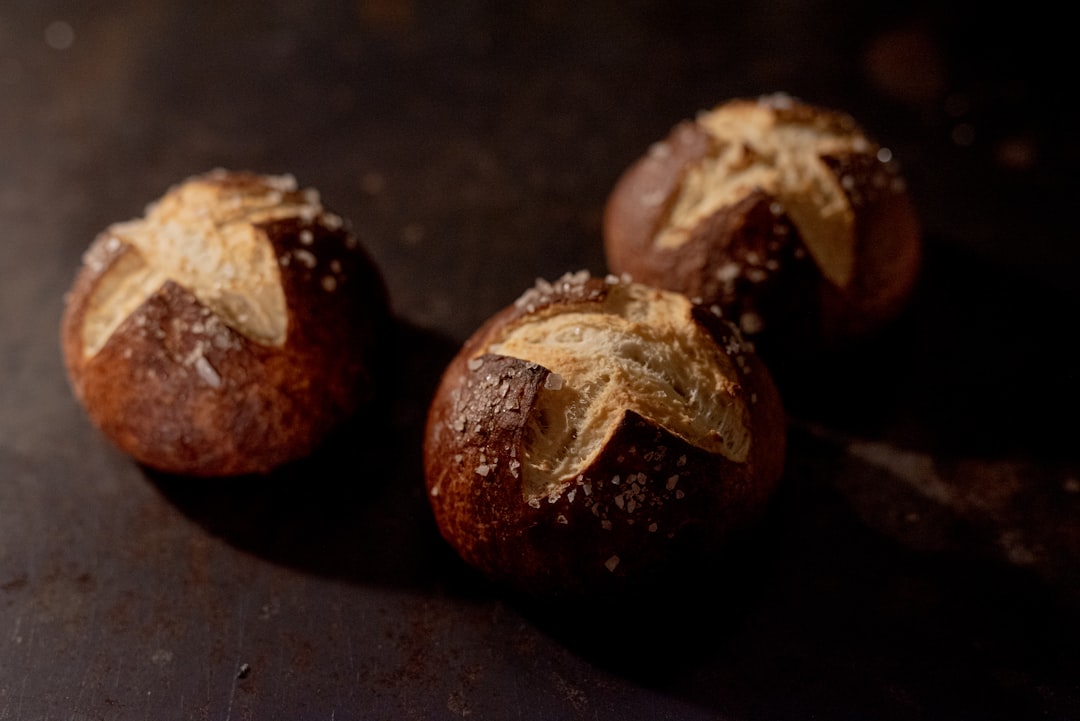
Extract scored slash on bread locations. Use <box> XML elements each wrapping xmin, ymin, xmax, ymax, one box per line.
<box><xmin>77</xmin><ymin>172</ymin><xmax>317</xmax><ymax>355</ymax></box>
<box><xmin>603</xmin><ymin>93</ymin><xmax>922</xmax><ymax>358</ymax></box>
<box><xmin>61</xmin><ymin>169</ymin><xmax>390</xmax><ymax>477</ymax></box>
<box><xmin>423</xmin><ymin>271</ymin><xmax>785</xmax><ymax>598</ymax></box>
<box><xmin>487</xmin><ymin>276</ymin><xmax>752</xmax><ymax>492</ymax></box>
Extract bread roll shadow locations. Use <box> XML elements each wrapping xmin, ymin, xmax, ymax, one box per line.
<box><xmin>710</xmin><ymin>429</ymin><xmax>1080</xmax><ymax>719</ymax></box>
<box><xmin>517</xmin><ymin>428</ymin><xmax>1080</xmax><ymax>706</ymax></box>
<box><xmin>505</xmin><ymin>502</ymin><xmax>788</xmax><ymax>681</ymax></box>
<box><xmin>772</xmin><ymin>235</ymin><xmax>1079</xmax><ymax>462</ymax></box>
<box><xmin>511</xmin><ymin>234</ymin><xmax>1080</xmax><ymax>683</ymax></box>
<box><xmin>146</xmin><ymin>318</ymin><xmax>461</xmax><ymax>591</ymax></box>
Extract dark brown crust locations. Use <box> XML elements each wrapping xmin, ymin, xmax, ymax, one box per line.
<box><xmin>422</xmin><ymin>276</ymin><xmax>786</xmax><ymax>598</ymax></box>
<box><xmin>818</xmin><ymin>152</ymin><xmax>922</xmax><ymax>339</ymax></box>
<box><xmin>602</xmin><ymin>97</ymin><xmax>922</xmax><ymax>357</ymax></box>
<box><xmin>60</xmin><ymin>175</ymin><xmax>390</xmax><ymax>477</ymax></box>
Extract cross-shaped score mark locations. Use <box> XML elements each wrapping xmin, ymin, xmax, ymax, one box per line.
<box><xmin>658</xmin><ymin>99</ymin><xmax>874</xmax><ymax>289</ymax></box>
<box><xmin>486</xmin><ymin>283</ymin><xmax>751</xmax><ymax>499</ymax></box>
<box><xmin>79</xmin><ymin>174</ymin><xmax>327</xmax><ymax>358</ymax></box>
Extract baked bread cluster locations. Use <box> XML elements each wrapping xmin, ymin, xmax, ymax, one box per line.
<box><xmin>421</xmin><ymin>93</ymin><xmax>921</xmax><ymax>597</ymax></box>
<box><xmin>62</xmin><ymin>92</ymin><xmax>919</xmax><ymax>599</ymax></box>
<box><xmin>603</xmin><ymin>93</ymin><xmax>921</xmax><ymax>357</ymax></box>
<box><xmin>61</xmin><ymin>169</ymin><xmax>389</xmax><ymax>477</ymax></box>
<box><xmin>423</xmin><ymin>272</ymin><xmax>785</xmax><ymax>597</ymax></box>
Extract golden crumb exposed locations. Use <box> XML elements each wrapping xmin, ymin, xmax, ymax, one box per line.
<box><xmin>80</xmin><ymin>170</ymin><xmax>331</xmax><ymax>357</ymax></box>
<box><xmin>487</xmin><ymin>282</ymin><xmax>750</xmax><ymax>499</ymax></box>
<box><xmin>603</xmin><ymin>93</ymin><xmax>922</xmax><ymax>357</ymax></box>
<box><xmin>658</xmin><ymin>95</ymin><xmax>869</xmax><ymax>288</ymax></box>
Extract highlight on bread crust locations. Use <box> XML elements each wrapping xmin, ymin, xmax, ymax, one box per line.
<box><xmin>603</xmin><ymin>93</ymin><xmax>922</xmax><ymax>357</ymax></box>
<box><xmin>61</xmin><ymin>169</ymin><xmax>390</xmax><ymax>477</ymax></box>
<box><xmin>423</xmin><ymin>271</ymin><xmax>786</xmax><ymax>598</ymax></box>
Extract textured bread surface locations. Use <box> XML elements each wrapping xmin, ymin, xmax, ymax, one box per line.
<box><xmin>488</xmin><ymin>281</ymin><xmax>750</xmax><ymax>497</ymax></box>
<box><xmin>61</xmin><ymin>169</ymin><xmax>390</xmax><ymax>477</ymax></box>
<box><xmin>79</xmin><ymin>173</ymin><xmax>304</xmax><ymax>355</ymax></box>
<box><xmin>603</xmin><ymin>93</ymin><xmax>921</xmax><ymax>356</ymax></box>
<box><xmin>423</xmin><ymin>272</ymin><xmax>786</xmax><ymax>598</ymax></box>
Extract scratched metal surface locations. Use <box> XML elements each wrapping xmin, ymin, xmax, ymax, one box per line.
<box><xmin>2</xmin><ymin>1</ymin><xmax>1079</xmax><ymax>719</ymax></box>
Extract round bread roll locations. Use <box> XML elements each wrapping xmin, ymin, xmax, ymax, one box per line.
<box><xmin>603</xmin><ymin>93</ymin><xmax>921</xmax><ymax>359</ymax></box>
<box><xmin>423</xmin><ymin>271</ymin><xmax>786</xmax><ymax>598</ymax></box>
<box><xmin>60</xmin><ymin>169</ymin><xmax>390</xmax><ymax>477</ymax></box>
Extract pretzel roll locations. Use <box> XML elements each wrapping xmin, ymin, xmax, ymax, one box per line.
<box><xmin>61</xmin><ymin>169</ymin><xmax>390</xmax><ymax>477</ymax></box>
<box><xmin>603</xmin><ymin>93</ymin><xmax>921</xmax><ymax>358</ymax></box>
<box><xmin>423</xmin><ymin>271</ymin><xmax>785</xmax><ymax>598</ymax></box>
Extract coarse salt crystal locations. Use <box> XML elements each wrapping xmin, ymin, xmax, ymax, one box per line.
<box><xmin>640</xmin><ymin>189</ymin><xmax>667</xmax><ymax>207</ymax></box>
<box><xmin>194</xmin><ymin>356</ymin><xmax>222</xmax><ymax>389</ymax></box>
<box><xmin>739</xmin><ymin>312</ymin><xmax>764</xmax><ymax>335</ymax></box>
<box><xmin>647</xmin><ymin>141</ymin><xmax>671</xmax><ymax>159</ymax></box>
<box><xmin>294</xmin><ymin>249</ymin><xmax>317</xmax><ymax>269</ymax></box>
<box><xmin>715</xmin><ymin>262</ymin><xmax>741</xmax><ymax>283</ymax></box>
<box><xmin>265</xmin><ymin>174</ymin><xmax>298</xmax><ymax>192</ymax></box>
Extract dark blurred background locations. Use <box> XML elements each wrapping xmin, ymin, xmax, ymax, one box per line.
<box><xmin>2</xmin><ymin>2</ymin><xmax>1077</xmax><ymax>719</ymax></box>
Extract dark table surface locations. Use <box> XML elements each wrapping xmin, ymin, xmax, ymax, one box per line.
<box><xmin>2</xmin><ymin>1</ymin><xmax>1078</xmax><ymax>719</ymax></box>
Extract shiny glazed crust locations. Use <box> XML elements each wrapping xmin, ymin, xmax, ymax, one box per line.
<box><xmin>423</xmin><ymin>272</ymin><xmax>786</xmax><ymax>598</ymax></box>
<box><xmin>60</xmin><ymin>170</ymin><xmax>390</xmax><ymax>476</ymax></box>
<box><xmin>603</xmin><ymin>93</ymin><xmax>922</xmax><ymax>356</ymax></box>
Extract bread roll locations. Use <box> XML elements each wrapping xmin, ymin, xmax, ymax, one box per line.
<box><xmin>423</xmin><ymin>271</ymin><xmax>785</xmax><ymax>597</ymax></box>
<box><xmin>603</xmin><ymin>93</ymin><xmax>921</xmax><ymax>358</ymax></box>
<box><xmin>60</xmin><ymin>169</ymin><xmax>390</xmax><ymax>477</ymax></box>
